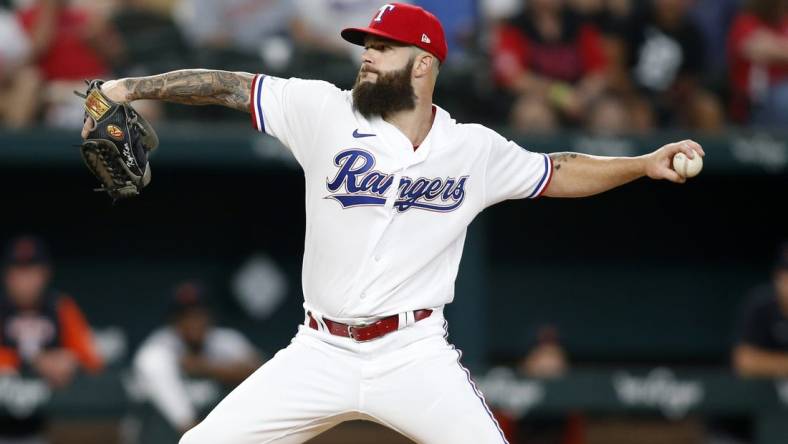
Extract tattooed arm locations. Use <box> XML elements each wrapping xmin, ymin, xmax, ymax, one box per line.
<box><xmin>542</xmin><ymin>140</ymin><xmax>705</xmax><ymax>198</ymax></box>
<box><xmin>81</xmin><ymin>70</ymin><xmax>254</xmax><ymax>139</ymax></box>
<box><xmin>103</xmin><ymin>70</ymin><xmax>254</xmax><ymax>111</ymax></box>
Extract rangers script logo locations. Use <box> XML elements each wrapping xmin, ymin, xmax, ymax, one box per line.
<box><xmin>326</xmin><ymin>149</ymin><xmax>468</xmax><ymax>212</ymax></box>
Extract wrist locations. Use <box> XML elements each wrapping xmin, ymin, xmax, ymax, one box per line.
<box><xmin>635</xmin><ymin>154</ymin><xmax>651</xmax><ymax>178</ymax></box>
<box><xmin>102</xmin><ymin>79</ymin><xmax>130</xmax><ymax>103</ymax></box>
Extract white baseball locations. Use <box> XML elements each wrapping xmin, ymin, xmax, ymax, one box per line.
<box><xmin>672</xmin><ymin>152</ymin><xmax>703</xmax><ymax>178</ymax></box>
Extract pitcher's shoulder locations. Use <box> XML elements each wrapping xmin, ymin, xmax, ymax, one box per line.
<box><xmin>450</xmin><ymin>121</ymin><xmax>503</xmax><ymax>148</ymax></box>
<box><xmin>262</xmin><ymin>76</ymin><xmax>344</xmax><ymax>97</ymax></box>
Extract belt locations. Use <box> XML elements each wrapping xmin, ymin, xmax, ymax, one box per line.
<box><xmin>307</xmin><ymin>309</ymin><xmax>433</xmax><ymax>342</ymax></box>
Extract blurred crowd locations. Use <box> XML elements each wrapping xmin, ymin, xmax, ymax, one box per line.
<box><xmin>0</xmin><ymin>0</ymin><xmax>786</xmax><ymax>134</ymax></box>
<box><xmin>0</xmin><ymin>235</ymin><xmax>262</xmax><ymax>444</ymax></box>
<box><xmin>492</xmin><ymin>242</ymin><xmax>788</xmax><ymax>444</ymax></box>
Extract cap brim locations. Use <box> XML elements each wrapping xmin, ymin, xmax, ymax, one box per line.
<box><xmin>341</xmin><ymin>27</ymin><xmax>410</xmax><ymax>47</ymax></box>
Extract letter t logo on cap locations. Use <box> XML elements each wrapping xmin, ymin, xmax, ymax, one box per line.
<box><xmin>374</xmin><ymin>4</ymin><xmax>396</xmax><ymax>22</ymax></box>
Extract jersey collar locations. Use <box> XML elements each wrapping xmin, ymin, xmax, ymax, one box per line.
<box><xmin>361</xmin><ymin>105</ymin><xmax>449</xmax><ymax>167</ymax></box>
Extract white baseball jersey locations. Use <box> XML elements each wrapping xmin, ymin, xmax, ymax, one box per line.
<box><xmin>249</xmin><ymin>75</ymin><xmax>552</xmax><ymax>322</ymax></box>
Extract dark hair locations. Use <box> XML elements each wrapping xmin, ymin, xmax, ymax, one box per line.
<box><xmin>3</xmin><ymin>236</ymin><xmax>51</xmax><ymax>268</ymax></box>
<box><xmin>167</xmin><ymin>281</ymin><xmax>211</xmax><ymax>320</ymax></box>
<box><xmin>747</xmin><ymin>0</ymin><xmax>788</xmax><ymax>24</ymax></box>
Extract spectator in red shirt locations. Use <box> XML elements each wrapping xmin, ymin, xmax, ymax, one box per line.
<box><xmin>16</xmin><ymin>0</ymin><xmax>122</xmax><ymax>126</ymax></box>
<box><xmin>728</xmin><ymin>0</ymin><xmax>788</xmax><ymax>126</ymax></box>
<box><xmin>17</xmin><ymin>0</ymin><xmax>117</xmax><ymax>81</ymax></box>
<box><xmin>492</xmin><ymin>0</ymin><xmax>610</xmax><ymax>130</ymax></box>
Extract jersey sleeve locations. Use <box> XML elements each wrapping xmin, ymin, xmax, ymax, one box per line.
<box><xmin>249</xmin><ymin>75</ymin><xmax>339</xmax><ymax>168</ymax></box>
<box><xmin>0</xmin><ymin>325</ymin><xmax>20</xmax><ymax>371</ymax></box>
<box><xmin>0</xmin><ymin>347</ymin><xmax>20</xmax><ymax>371</ymax></box>
<box><xmin>483</xmin><ymin>128</ymin><xmax>553</xmax><ymax>207</ymax></box>
<box><xmin>57</xmin><ymin>296</ymin><xmax>103</xmax><ymax>373</ymax></box>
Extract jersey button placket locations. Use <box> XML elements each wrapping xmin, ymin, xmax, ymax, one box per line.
<box><xmin>384</xmin><ymin>170</ymin><xmax>402</xmax><ymax>211</ymax></box>
<box><xmin>356</xmin><ymin>162</ymin><xmax>401</xmax><ymax>302</ymax></box>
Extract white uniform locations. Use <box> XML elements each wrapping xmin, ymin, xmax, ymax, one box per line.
<box><xmin>180</xmin><ymin>76</ymin><xmax>552</xmax><ymax>444</ymax></box>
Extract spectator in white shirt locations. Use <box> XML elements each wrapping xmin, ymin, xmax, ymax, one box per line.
<box><xmin>133</xmin><ymin>281</ymin><xmax>262</xmax><ymax>434</ymax></box>
<box><xmin>173</xmin><ymin>0</ymin><xmax>294</xmax><ymax>54</ymax></box>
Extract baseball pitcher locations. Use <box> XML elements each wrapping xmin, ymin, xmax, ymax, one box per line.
<box><xmin>80</xmin><ymin>4</ymin><xmax>704</xmax><ymax>443</ymax></box>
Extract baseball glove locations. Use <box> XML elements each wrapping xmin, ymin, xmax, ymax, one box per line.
<box><xmin>77</xmin><ymin>80</ymin><xmax>159</xmax><ymax>201</ymax></box>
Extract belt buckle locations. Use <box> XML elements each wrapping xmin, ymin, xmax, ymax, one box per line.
<box><xmin>347</xmin><ymin>321</ymin><xmax>373</xmax><ymax>342</ymax></box>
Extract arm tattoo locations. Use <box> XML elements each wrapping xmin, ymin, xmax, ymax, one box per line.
<box><xmin>124</xmin><ymin>70</ymin><xmax>254</xmax><ymax>112</ymax></box>
<box><xmin>549</xmin><ymin>152</ymin><xmax>586</xmax><ymax>170</ymax></box>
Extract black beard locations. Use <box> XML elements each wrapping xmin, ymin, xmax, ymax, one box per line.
<box><xmin>352</xmin><ymin>59</ymin><xmax>416</xmax><ymax>119</ymax></box>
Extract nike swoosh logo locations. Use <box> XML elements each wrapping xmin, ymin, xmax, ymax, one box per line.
<box><xmin>352</xmin><ymin>129</ymin><xmax>376</xmax><ymax>138</ymax></box>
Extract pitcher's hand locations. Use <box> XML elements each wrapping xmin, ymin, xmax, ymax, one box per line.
<box><xmin>644</xmin><ymin>140</ymin><xmax>705</xmax><ymax>184</ymax></box>
<box><xmin>81</xmin><ymin>80</ymin><xmax>130</xmax><ymax>139</ymax></box>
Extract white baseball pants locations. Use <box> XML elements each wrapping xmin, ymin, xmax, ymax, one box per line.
<box><xmin>179</xmin><ymin>309</ymin><xmax>508</xmax><ymax>444</ymax></box>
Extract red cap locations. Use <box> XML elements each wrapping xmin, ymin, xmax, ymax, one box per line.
<box><xmin>341</xmin><ymin>3</ymin><xmax>447</xmax><ymax>63</ymax></box>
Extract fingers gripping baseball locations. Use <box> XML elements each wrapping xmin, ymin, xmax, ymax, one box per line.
<box><xmin>81</xmin><ymin>116</ymin><xmax>96</xmax><ymax>140</ymax></box>
<box><xmin>646</xmin><ymin>140</ymin><xmax>705</xmax><ymax>184</ymax></box>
